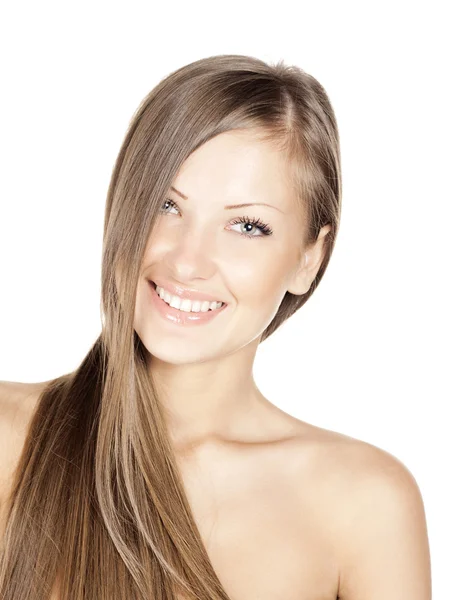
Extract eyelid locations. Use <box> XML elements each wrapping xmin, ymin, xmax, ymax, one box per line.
<box><xmin>161</xmin><ymin>197</ymin><xmax>273</xmax><ymax>238</ymax></box>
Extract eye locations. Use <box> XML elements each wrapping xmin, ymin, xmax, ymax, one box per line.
<box><xmin>160</xmin><ymin>198</ymin><xmax>179</xmax><ymax>215</ymax></box>
<box><xmin>229</xmin><ymin>216</ymin><xmax>273</xmax><ymax>239</ymax></box>
<box><xmin>159</xmin><ymin>198</ymin><xmax>273</xmax><ymax>240</ymax></box>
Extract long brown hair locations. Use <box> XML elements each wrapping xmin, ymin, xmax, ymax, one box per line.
<box><xmin>0</xmin><ymin>54</ymin><xmax>342</xmax><ymax>599</ymax></box>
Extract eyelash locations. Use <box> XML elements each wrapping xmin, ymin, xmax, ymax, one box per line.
<box><xmin>160</xmin><ymin>198</ymin><xmax>274</xmax><ymax>240</ymax></box>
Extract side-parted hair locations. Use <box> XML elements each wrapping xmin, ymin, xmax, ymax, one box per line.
<box><xmin>0</xmin><ymin>54</ymin><xmax>342</xmax><ymax>599</ymax></box>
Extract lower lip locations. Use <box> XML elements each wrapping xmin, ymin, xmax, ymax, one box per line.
<box><xmin>148</xmin><ymin>281</ymin><xmax>228</xmax><ymax>326</ymax></box>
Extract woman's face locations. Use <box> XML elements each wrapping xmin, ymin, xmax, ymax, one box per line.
<box><xmin>134</xmin><ymin>129</ymin><xmax>327</xmax><ymax>365</ymax></box>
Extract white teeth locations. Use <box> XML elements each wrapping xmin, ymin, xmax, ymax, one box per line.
<box><xmin>155</xmin><ymin>285</ymin><xmax>223</xmax><ymax>313</ymax></box>
<box><xmin>180</xmin><ymin>298</ymin><xmax>194</xmax><ymax>312</ymax></box>
<box><xmin>190</xmin><ymin>300</ymin><xmax>202</xmax><ymax>312</ymax></box>
<box><xmin>169</xmin><ymin>295</ymin><xmax>181</xmax><ymax>310</ymax></box>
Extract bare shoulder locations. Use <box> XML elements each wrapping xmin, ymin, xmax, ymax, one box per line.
<box><xmin>290</xmin><ymin>420</ymin><xmax>423</xmax><ymax>493</ymax></box>
<box><xmin>311</xmin><ymin>425</ymin><xmax>426</xmax><ymax>514</ymax></box>
<box><xmin>0</xmin><ymin>379</ymin><xmax>44</xmax><ymax>426</ymax></box>
<box><xmin>293</xmin><ymin>423</ymin><xmax>431</xmax><ymax>599</ymax></box>
<box><xmin>0</xmin><ymin>380</ymin><xmax>46</xmax><ymax>503</ymax></box>
<box><xmin>293</xmin><ymin>422</ymin><xmax>427</xmax><ymax>525</ymax></box>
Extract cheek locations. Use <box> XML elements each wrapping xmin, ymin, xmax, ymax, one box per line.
<box><xmin>134</xmin><ymin>280</ymin><xmax>149</xmax><ymax>327</ymax></box>
<box><xmin>232</xmin><ymin>249</ymin><xmax>290</xmax><ymax>303</ymax></box>
<box><xmin>143</xmin><ymin>231</ymin><xmax>162</xmax><ymax>259</ymax></box>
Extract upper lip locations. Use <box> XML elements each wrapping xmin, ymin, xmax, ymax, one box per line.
<box><xmin>149</xmin><ymin>278</ymin><xmax>227</xmax><ymax>304</ymax></box>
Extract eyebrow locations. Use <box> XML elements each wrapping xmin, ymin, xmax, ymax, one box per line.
<box><xmin>170</xmin><ymin>186</ymin><xmax>284</xmax><ymax>213</ymax></box>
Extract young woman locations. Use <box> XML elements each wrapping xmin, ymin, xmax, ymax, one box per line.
<box><xmin>0</xmin><ymin>54</ymin><xmax>431</xmax><ymax>599</ymax></box>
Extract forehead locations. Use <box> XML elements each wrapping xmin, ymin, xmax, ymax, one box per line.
<box><xmin>174</xmin><ymin>130</ymin><xmax>295</xmax><ymax>207</ymax></box>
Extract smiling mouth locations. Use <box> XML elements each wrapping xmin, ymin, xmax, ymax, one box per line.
<box><xmin>148</xmin><ymin>280</ymin><xmax>226</xmax><ymax>310</ymax></box>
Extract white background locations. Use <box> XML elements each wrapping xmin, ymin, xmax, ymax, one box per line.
<box><xmin>0</xmin><ymin>1</ymin><xmax>451</xmax><ymax>596</ymax></box>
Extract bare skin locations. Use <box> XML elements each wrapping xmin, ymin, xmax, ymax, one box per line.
<box><xmin>0</xmin><ymin>380</ymin><xmax>431</xmax><ymax>600</ymax></box>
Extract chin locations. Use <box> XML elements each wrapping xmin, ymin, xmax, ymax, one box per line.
<box><xmin>136</xmin><ymin>332</ymin><xmax>210</xmax><ymax>366</ymax></box>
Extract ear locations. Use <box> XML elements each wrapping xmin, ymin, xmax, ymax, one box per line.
<box><xmin>287</xmin><ymin>224</ymin><xmax>331</xmax><ymax>296</ymax></box>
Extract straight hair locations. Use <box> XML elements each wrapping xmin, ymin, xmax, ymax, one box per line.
<box><xmin>0</xmin><ymin>54</ymin><xmax>342</xmax><ymax>599</ymax></box>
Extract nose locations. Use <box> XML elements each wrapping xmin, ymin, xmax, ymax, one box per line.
<box><xmin>163</xmin><ymin>227</ymin><xmax>218</xmax><ymax>282</ymax></box>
